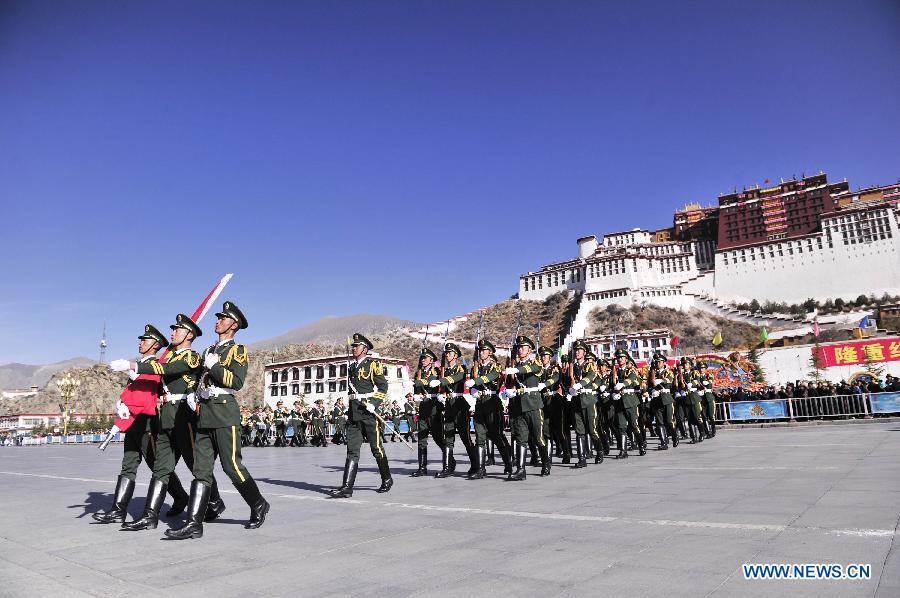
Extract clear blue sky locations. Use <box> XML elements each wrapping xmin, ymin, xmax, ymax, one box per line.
<box><xmin>2</xmin><ymin>0</ymin><xmax>898</xmax><ymax>364</ymax></box>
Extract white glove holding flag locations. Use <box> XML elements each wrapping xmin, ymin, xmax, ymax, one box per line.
<box><xmin>651</xmin><ymin>390</ymin><xmax>660</xmax><ymax>398</ymax></box>
<box><xmin>469</xmin><ymin>388</ymin><xmax>480</xmax><ymax>399</ymax></box>
<box><xmin>614</xmin><ymin>382</ymin><xmax>625</xmax><ymax>391</ymax></box>
<box><xmin>599</xmin><ymin>384</ymin><xmax>607</xmax><ymax>392</ymax></box>
<box><xmin>109</xmin><ymin>359</ymin><xmax>130</xmax><ymax>372</ymax></box>
<box><xmin>504</xmin><ymin>367</ymin><xmax>518</xmax><ymax>376</ymax></box>
<box><xmin>465</xmin><ymin>379</ymin><xmax>476</xmax><ymax>388</ymax></box>
<box><xmin>612</xmin><ymin>393</ymin><xmax>621</xmax><ymax>401</ymax></box>
<box><xmin>503</xmin><ymin>388</ymin><xmax>517</xmax><ymax>399</ymax></box>
<box><xmin>364</xmin><ymin>402</ymin><xmax>376</xmax><ymax>413</ymax></box>
<box><xmin>437</xmin><ymin>395</ymin><xmax>446</xmax><ymax>404</ymax></box>
<box><xmin>186</xmin><ymin>394</ymin><xmax>197</xmax><ymax>411</ymax></box>
<box><xmin>204</xmin><ymin>352</ymin><xmax>219</xmax><ymax>370</ymax></box>
<box><xmin>429</xmin><ymin>379</ymin><xmax>441</xmax><ymax>388</ymax></box>
<box><xmin>116</xmin><ymin>401</ymin><xmax>130</xmax><ymax>420</ymax></box>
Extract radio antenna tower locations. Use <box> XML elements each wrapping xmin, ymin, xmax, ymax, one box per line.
<box><xmin>99</xmin><ymin>322</ymin><xmax>108</xmax><ymax>364</ymax></box>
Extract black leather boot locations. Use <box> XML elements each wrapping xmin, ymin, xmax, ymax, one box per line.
<box><xmin>528</xmin><ymin>438</ymin><xmax>539</xmax><ymax>467</ymax></box>
<box><xmin>709</xmin><ymin>419</ymin><xmax>716</xmax><ymax>438</ymax></box>
<box><xmin>165</xmin><ymin>472</ymin><xmax>188</xmax><ymax>517</ymax></box>
<box><xmin>469</xmin><ymin>446</ymin><xmax>486</xmax><ymax>480</ymax></box>
<box><xmin>658</xmin><ymin>424</ymin><xmax>668</xmax><ymax>450</ymax></box>
<box><xmin>638</xmin><ymin>433</ymin><xmax>647</xmax><ymax>456</ymax></box>
<box><xmin>236</xmin><ymin>479</ymin><xmax>269</xmax><ymax>529</ymax></box>
<box><xmin>689</xmin><ymin>424</ymin><xmax>697</xmax><ymax>444</ymax></box>
<box><xmin>411</xmin><ymin>442</ymin><xmax>428</xmax><ymax>477</ymax></box>
<box><xmin>561</xmin><ymin>435</ymin><xmax>571</xmax><ymax>464</ymax></box>
<box><xmin>434</xmin><ymin>445</ymin><xmax>452</xmax><ymax>478</ymax></box>
<box><xmin>487</xmin><ymin>440</ymin><xmax>496</xmax><ymax>465</ymax></box>
<box><xmin>121</xmin><ymin>477</ymin><xmax>167</xmax><ymax>531</ymax></box>
<box><xmin>164</xmin><ymin>480</ymin><xmax>210</xmax><ymax>540</ymax></box>
<box><xmin>376</xmin><ymin>455</ymin><xmax>393</xmax><ymax>493</ymax></box>
<box><xmin>574</xmin><ymin>435</ymin><xmax>586</xmax><ymax>468</ymax></box>
<box><xmin>500</xmin><ymin>439</ymin><xmax>513</xmax><ymax>475</ymax></box>
<box><xmin>509</xmin><ymin>442</ymin><xmax>527</xmax><ymax>481</ymax></box>
<box><xmin>93</xmin><ymin>475</ymin><xmax>135</xmax><ymax>524</ymax></box>
<box><xmin>671</xmin><ymin>424</ymin><xmax>679</xmax><ymax>448</ymax></box>
<box><xmin>697</xmin><ymin>421</ymin><xmax>705</xmax><ymax>443</ymax></box>
<box><xmin>593</xmin><ymin>438</ymin><xmax>604</xmax><ymax>463</ymax></box>
<box><xmin>448</xmin><ymin>451</ymin><xmax>457</xmax><ymax>473</ymax></box>
<box><xmin>330</xmin><ymin>459</ymin><xmax>358</xmax><ymax>498</ymax></box>
<box><xmin>617</xmin><ymin>434</ymin><xmax>628</xmax><ymax>459</ymax></box>
<box><xmin>203</xmin><ymin>479</ymin><xmax>226</xmax><ymax>521</ymax></box>
<box><xmin>539</xmin><ymin>443</ymin><xmax>551</xmax><ymax>477</ymax></box>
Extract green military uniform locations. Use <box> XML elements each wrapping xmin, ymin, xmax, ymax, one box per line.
<box><xmin>648</xmin><ymin>353</ymin><xmax>678</xmax><ymax>450</ymax></box>
<box><xmin>550</xmin><ymin>355</ymin><xmax>574</xmax><ymax>464</ymax></box>
<box><xmin>505</xmin><ymin>336</ymin><xmax>550</xmax><ymax>480</ymax></box>
<box><xmin>429</xmin><ymin>343</ymin><xmax>477</xmax><ymax>477</ymax></box>
<box><xmin>273</xmin><ymin>403</ymin><xmax>290</xmax><ymax>446</ymax></box>
<box><xmin>613</xmin><ymin>349</ymin><xmax>646</xmax><ymax>458</ymax></box>
<box><xmin>166</xmin><ymin>301</ymin><xmax>269</xmax><ymax>540</ymax></box>
<box><xmin>699</xmin><ymin>367</ymin><xmax>717</xmax><ymax>438</ymax></box>
<box><xmin>330</xmin><ymin>333</ymin><xmax>393</xmax><ymax>498</ymax></box>
<box><xmin>538</xmin><ymin>347</ymin><xmax>562</xmax><ymax>462</ymax></box>
<box><xmin>566</xmin><ymin>343</ymin><xmax>603</xmax><ymax>467</ymax></box>
<box><xmin>467</xmin><ymin>339</ymin><xmax>512</xmax><ymax>478</ymax></box>
<box><xmin>682</xmin><ymin>359</ymin><xmax>709</xmax><ymax>442</ymax></box>
<box><xmin>331</xmin><ymin>402</ymin><xmax>346</xmax><ymax>444</ymax></box>
<box><xmin>411</xmin><ymin>349</ymin><xmax>447</xmax><ymax>477</ymax></box>
<box><xmin>310</xmin><ymin>402</ymin><xmax>326</xmax><ymax>446</ymax></box>
<box><xmin>596</xmin><ymin>360</ymin><xmax>616</xmax><ymax>457</ymax></box>
<box><xmin>403</xmin><ymin>395</ymin><xmax>417</xmax><ymax>442</ymax></box>
<box><xmin>389</xmin><ymin>403</ymin><xmax>402</xmax><ymax>442</ymax></box>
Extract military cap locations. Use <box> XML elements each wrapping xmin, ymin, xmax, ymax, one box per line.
<box><xmin>443</xmin><ymin>342</ymin><xmax>461</xmax><ymax>355</ymax></box>
<box><xmin>560</xmin><ymin>354</ymin><xmax>570</xmax><ymax>363</ymax></box>
<box><xmin>315</xmin><ymin>398</ymin><xmax>324</xmax><ymax>404</ymax></box>
<box><xmin>138</xmin><ymin>324</ymin><xmax>169</xmax><ymax>348</ymax></box>
<box><xmin>679</xmin><ymin>356</ymin><xmax>693</xmax><ymax>366</ymax></box>
<box><xmin>514</xmin><ymin>335</ymin><xmax>535</xmax><ymax>350</ymax></box>
<box><xmin>350</xmin><ymin>332</ymin><xmax>374</xmax><ymax>349</ymax></box>
<box><xmin>597</xmin><ymin>358</ymin><xmax>610</xmax><ymax>369</ymax></box>
<box><xmin>420</xmin><ymin>347</ymin><xmax>437</xmax><ymax>361</ymax></box>
<box><xmin>652</xmin><ymin>351</ymin><xmax>667</xmax><ymax>363</ymax></box>
<box><xmin>216</xmin><ymin>301</ymin><xmax>248</xmax><ymax>330</ymax></box>
<box><xmin>170</xmin><ymin>313</ymin><xmax>202</xmax><ymax>338</ymax></box>
<box><xmin>614</xmin><ymin>348</ymin><xmax>636</xmax><ymax>365</ymax></box>
<box><xmin>571</xmin><ymin>339</ymin><xmax>589</xmax><ymax>351</ymax></box>
<box><xmin>476</xmin><ymin>339</ymin><xmax>496</xmax><ymax>353</ymax></box>
<box><xmin>537</xmin><ymin>345</ymin><xmax>554</xmax><ymax>357</ymax></box>
<box><xmin>586</xmin><ymin>351</ymin><xmax>597</xmax><ymax>361</ymax></box>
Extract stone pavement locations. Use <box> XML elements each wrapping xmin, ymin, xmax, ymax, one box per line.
<box><xmin>1</xmin><ymin>423</ymin><xmax>898</xmax><ymax>598</ymax></box>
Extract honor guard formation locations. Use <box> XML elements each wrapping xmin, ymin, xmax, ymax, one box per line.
<box><xmin>94</xmin><ymin>304</ymin><xmax>719</xmax><ymax>539</ymax></box>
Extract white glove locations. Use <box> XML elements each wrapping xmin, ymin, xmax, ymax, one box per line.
<box><xmin>537</xmin><ymin>382</ymin><xmax>546</xmax><ymax>391</ymax></box>
<box><xmin>504</xmin><ymin>367</ymin><xmax>518</xmax><ymax>375</ymax></box>
<box><xmin>413</xmin><ymin>394</ymin><xmax>422</xmax><ymax>401</ymax></box>
<box><xmin>687</xmin><ymin>384</ymin><xmax>696</xmax><ymax>391</ymax></box>
<box><xmin>437</xmin><ymin>395</ymin><xmax>446</xmax><ymax>404</ymax></box>
<box><xmin>465</xmin><ymin>379</ymin><xmax>476</xmax><ymax>388</ymax></box>
<box><xmin>642</xmin><ymin>395</ymin><xmax>650</xmax><ymax>403</ymax></box>
<box><xmin>503</xmin><ymin>388</ymin><xmax>517</xmax><ymax>398</ymax></box>
<box><xmin>116</xmin><ymin>401</ymin><xmax>130</xmax><ymax>420</ymax></box>
<box><xmin>364</xmin><ymin>402</ymin><xmax>375</xmax><ymax>413</ymax></box>
<box><xmin>469</xmin><ymin>389</ymin><xmax>480</xmax><ymax>399</ymax></box>
<box><xmin>572</xmin><ymin>383</ymin><xmax>583</xmax><ymax>392</ymax></box>
<box><xmin>464</xmin><ymin>396</ymin><xmax>476</xmax><ymax>410</ymax></box>
<box><xmin>567</xmin><ymin>386</ymin><xmax>579</xmax><ymax>396</ymax></box>
<box><xmin>703</xmin><ymin>381</ymin><xmax>711</xmax><ymax>387</ymax></box>
<box><xmin>127</xmin><ymin>370</ymin><xmax>138</xmax><ymax>381</ymax></box>
<box><xmin>186</xmin><ymin>394</ymin><xmax>197</xmax><ymax>411</ymax></box>
<box><xmin>614</xmin><ymin>382</ymin><xmax>625</xmax><ymax>391</ymax></box>
<box><xmin>109</xmin><ymin>359</ymin><xmax>130</xmax><ymax>372</ymax></box>
<box><xmin>651</xmin><ymin>390</ymin><xmax>660</xmax><ymax>398</ymax></box>
<box><xmin>612</xmin><ymin>393</ymin><xmax>621</xmax><ymax>401</ymax></box>
<box><xmin>566</xmin><ymin>394</ymin><xmax>572</xmax><ymax>402</ymax></box>
<box><xmin>429</xmin><ymin>379</ymin><xmax>441</xmax><ymax>388</ymax></box>
<box><xmin>599</xmin><ymin>385</ymin><xmax>607</xmax><ymax>392</ymax></box>
<box><xmin>204</xmin><ymin>352</ymin><xmax>219</xmax><ymax>369</ymax></box>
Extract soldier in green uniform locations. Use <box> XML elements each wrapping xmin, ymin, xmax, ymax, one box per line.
<box><xmin>698</xmin><ymin>363</ymin><xmax>717</xmax><ymax>438</ymax></box>
<box><xmin>428</xmin><ymin>343</ymin><xmax>477</xmax><ymax>478</ymax></box>
<box><xmin>330</xmin><ymin>333</ymin><xmax>392</xmax><ymax>498</ymax></box>
<box><xmin>310</xmin><ymin>399</ymin><xmax>327</xmax><ymax>447</ymax></box>
<box><xmin>564</xmin><ymin>341</ymin><xmax>602</xmax><ymax>468</ymax></box>
<box><xmin>464</xmin><ymin>339</ymin><xmax>512</xmax><ymax>479</ymax></box>
<box><xmin>165</xmin><ymin>302</ymin><xmax>269</xmax><ymax>540</ymax></box>
<box><xmin>502</xmin><ymin>336</ymin><xmax>550</xmax><ymax>480</ymax></box>
<box><xmin>612</xmin><ymin>348</ymin><xmax>646</xmax><ymax>458</ymax></box>
<box><xmin>331</xmin><ymin>398</ymin><xmax>347</xmax><ymax>444</ymax></box>
<box><xmin>273</xmin><ymin>400</ymin><xmax>290</xmax><ymax>447</ymax></box>
<box><xmin>389</xmin><ymin>401</ymin><xmax>403</xmax><ymax>442</ymax></box>
<box><xmin>537</xmin><ymin>346</ymin><xmax>561</xmax><ymax>463</ymax></box>
<box><xmin>95</xmin><ymin>325</ymin><xmax>188</xmax><ymax>525</ymax></box>
<box><xmin>549</xmin><ymin>354</ymin><xmax>573</xmax><ymax>464</ymax></box>
<box><xmin>648</xmin><ymin>352</ymin><xmax>678</xmax><ymax>450</ymax></box>
<box><xmin>681</xmin><ymin>357</ymin><xmax>708</xmax><ymax>443</ymax></box>
<box><xmin>411</xmin><ymin>348</ymin><xmax>447</xmax><ymax>477</ymax></box>
<box><xmin>596</xmin><ymin>358</ymin><xmax>616</xmax><ymax>456</ymax></box>
<box><xmin>118</xmin><ymin>316</ymin><xmax>226</xmax><ymax>531</ymax></box>
<box><xmin>403</xmin><ymin>393</ymin><xmax>417</xmax><ymax>444</ymax></box>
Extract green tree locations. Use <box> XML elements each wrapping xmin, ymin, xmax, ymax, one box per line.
<box><xmin>808</xmin><ymin>344</ymin><xmax>826</xmax><ymax>383</ymax></box>
<box><xmin>747</xmin><ymin>346</ymin><xmax>766</xmax><ymax>383</ymax></box>
<box><xmin>834</xmin><ymin>297</ymin><xmax>846</xmax><ymax>310</ymax></box>
<box><xmin>749</xmin><ymin>299</ymin><xmax>761</xmax><ymax>313</ymax></box>
<box><xmin>856</xmin><ymin>294</ymin><xmax>869</xmax><ymax>306</ymax></box>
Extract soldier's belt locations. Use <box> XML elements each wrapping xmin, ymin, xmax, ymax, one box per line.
<box><xmin>449</xmin><ymin>393</ymin><xmax>466</xmax><ymax>398</ymax></box>
<box><xmin>580</xmin><ymin>389</ymin><xmax>597</xmax><ymax>395</ymax></box>
<box><xmin>354</xmin><ymin>393</ymin><xmax>375</xmax><ymax>400</ymax></box>
<box><xmin>622</xmin><ymin>389</ymin><xmax>635</xmax><ymax>394</ymax></box>
<box><xmin>478</xmin><ymin>390</ymin><xmax>497</xmax><ymax>396</ymax></box>
<box><xmin>520</xmin><ymin>386</ymin><xmax>541</xmax><ymax>393</ymax></box>
<box><xmin>207</xmin><ymin>387</ymin><xmax>232</xmax><ymax>397</ymax></box>
<box><xmin>161</xmin><ymin>393</ymin><xmax>189</xmax><ymax>403</ymax></box>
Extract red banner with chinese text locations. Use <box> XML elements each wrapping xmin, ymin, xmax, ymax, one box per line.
<box><xmin>814</xmin><ymin>338</ymin><xmax>900</xmax><ymax>368</ymax></box>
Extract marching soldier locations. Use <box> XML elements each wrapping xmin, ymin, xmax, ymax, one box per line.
<box><xmin>698</xmin><ymin>364</ymin><xmax>717</xmax><ymax>438</ymax></box>
<box><xmin>96</xmin><ymin>325</ymin><xmax>188</xmax><ymax>524</ymax></box>
<box><xmin>311</xmin><ymin>399</ymin><xmax>327</xmax><ymax>447</ymax></box>
<box><xmin>428</xmin><ymin>343</ymin><xmax>477</xmax><ymax>478</ymax></box>
<box><xmin>596</xmin><ymin>358</ymin><xmax>615</xmax><ymax>456</ymax></box>
<box><xmin>537</xmin><ymin>346</ymin><xmax>561</xmax><ymax>462</ymax></box>
<box><xmin>565</xmin><ymin>341</ymin><xmax>602</xmax><ymax>468</ymax></box>
<box><xmin>273</xmin><ymin>400</ymin><xmax>289</xmax><ymax>447</ymax></box>
<box><xmin>289</xmin><ymin>401</ymin><xmax>305</xmax><ymax>446</ymax></box>
<box><xmin>681</xmin><ymin>357</ymin><xmax>708</xmax><ymax>443</ymax></box>
<box><xmin>549</xmin><ymin>354</ymin><xmax>574</xmax><ymax>464</ymax></box>
<box><xmin>612</xmin><ymin>348</ymin><xmax>646</xmax><ymax>458</ymax></box>
<box><xmin>648</xmin><ymin>352</ymin><xmax>678</xmax><ymax>450</ymax></box>
<box><xmin>166</xmin><ymin>302</ymin><xmax>269</xmax><ymax>539</ymax></box>
<box><xmin>464</xmin><ymin>339</ymin><xmax>512</xmax><ymax>479</ymax></box>
<box><xmin>403</xmin><ymin>393</ymin><xmax>417</xmax><ymax>444</ymax></box>
<box><xmin>330</xmin><ymin>333</ymin><xmax>393</xmax><ymax>498</ymax></box>
<box><xmin>389</xmin><ymin>401</ymin><xmax>403</xmax><ymax>442</ymax></box>
<box><xmin>411</xmin><ymin>348</ymin><xmax>447</xmax><ymax>477</ymax></box>
<box><xmin>502</xmin><ymin>335</ymin><xmax>550</xmax><ymax>479</ymax></box>
<box><xmin>331</xmin><ymin>397</ymin><xmax>347</xmax><ymax>444</ymax></box>
<box><xmin>115</xmin><ymin>317</ymin><xmax>226</xmax><ymax>531</ymax></box>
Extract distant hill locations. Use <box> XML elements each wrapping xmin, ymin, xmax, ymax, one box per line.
<box><xmin>0</xmin><ymin>357</ymin><xmax>94</xmax><ymax>390</ymax></box>
<box><xmin>250</xmin><ymin>314</ymin><xmax>420</xmax><ymax>350</ymax></box>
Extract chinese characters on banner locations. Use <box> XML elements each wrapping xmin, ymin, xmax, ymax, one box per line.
<box><xmin>814</xmin><ymin>338</ymin><xmax>900</xmax><ymax>368</ymax></box>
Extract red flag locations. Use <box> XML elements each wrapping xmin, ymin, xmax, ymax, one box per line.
<box><xmin>671</xmin><ymin>336</ymin><xmax>680</xmax><ymax>348</ymax></box>
<box><xmin>764</xmin><ymin>178</ymin><xmax>770</xmax><ymax>184</ymax></box>
<box><xmin>813</xmin><ymin>319</ymin><xmax>820</xmax><ymax>338</ymax></box>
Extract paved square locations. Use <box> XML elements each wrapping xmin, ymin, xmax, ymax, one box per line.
<box><xmin>1</xmin><ymin>422</ymin><xmax>899</xmax><ymax>597</ymax></box>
